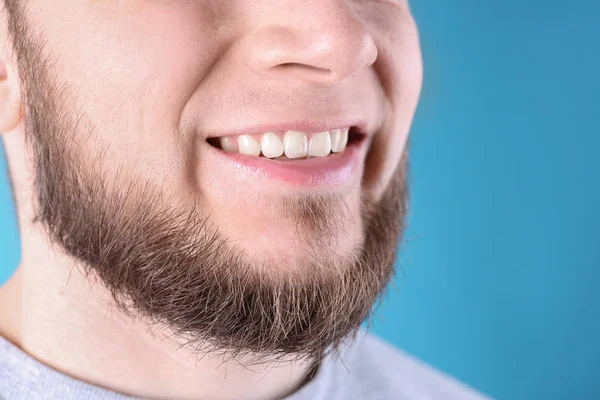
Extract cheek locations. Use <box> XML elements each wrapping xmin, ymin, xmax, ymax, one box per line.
<box><xmin>28</xmin><ymin>3</ymin><xmax>221</xmax><ymax>187</ymax></box>
<box><xmin>363</xmin><ymin>10</ymin><xmax>423</xmax><ymax>199</ymax></box>
<box><xmin>380</xmin><ymin>16</ymin><xmax>423</xmax><ymax>152</ymax></box>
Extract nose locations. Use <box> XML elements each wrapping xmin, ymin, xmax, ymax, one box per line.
<box><xmin>244</xmin><ymin>1</ymin><xmax>378</xmax><ymax>86</ymax></box>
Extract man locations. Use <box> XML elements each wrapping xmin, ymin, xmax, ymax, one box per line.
<box><xmin>0</xmin><ymin>1</ymin><xmax>488</xmax><ymax>399</ymax></box>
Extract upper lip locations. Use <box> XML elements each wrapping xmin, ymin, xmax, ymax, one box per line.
<box><xmin>204</xmin><ymin>119</ymin><xmax>370</xmax><ymax>139</ymax></box>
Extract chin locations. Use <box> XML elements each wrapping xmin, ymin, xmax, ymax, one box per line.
<box><xmin>209</xmin><ymin>197</ymin><xmax>366</xmax><ymax>269</ymax></box>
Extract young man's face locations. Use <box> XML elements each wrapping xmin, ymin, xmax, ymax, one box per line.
<box><xmin>5</xmin><ymin>0</ymin><xmax>422</xmax><ymax>358</ymax></box>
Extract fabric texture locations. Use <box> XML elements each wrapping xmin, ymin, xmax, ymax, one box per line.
<box><xmin>0</xmin><ymin>332</ymin><xmax>490</xmax><ymax>400</ymax></box>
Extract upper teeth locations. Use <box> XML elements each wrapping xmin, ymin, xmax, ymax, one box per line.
<box><xmin>220</xmin><ymin>128</ymin><xmax>350</xmax><ymax>159</ymax></box>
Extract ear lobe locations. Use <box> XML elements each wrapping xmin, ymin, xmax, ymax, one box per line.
<box><xmin>0</xmin><ymin>59</ymin><xmax>22</xmax><ymax>134</ymax></box>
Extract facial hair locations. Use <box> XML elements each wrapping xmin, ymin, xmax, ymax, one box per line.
<box><xmin>5</xmin><ymin>1</ymin><xmax>410</xmax><ymax>362</ymax></box>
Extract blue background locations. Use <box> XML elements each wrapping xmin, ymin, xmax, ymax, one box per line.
<box><xmin>1</xmin><ymin>1</ymin><xmax>599</xmax><ymax>399</ymax></box>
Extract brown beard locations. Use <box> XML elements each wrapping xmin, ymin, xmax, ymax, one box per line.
<box><xmin>5</xmin><ymin>1</ymin><xmax>410</xmax><ymax>362</ymax></box>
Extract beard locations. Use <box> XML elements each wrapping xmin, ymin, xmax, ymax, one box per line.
<box><xmin>7</xmin><ymin>2</ymin><xmax>409</xmax><ymax>362</ymax></box>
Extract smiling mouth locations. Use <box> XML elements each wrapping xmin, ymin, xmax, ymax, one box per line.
<box><xmin>207</xmin><ymin>126</ymin><xmax>365</xmax><ymax>161</ymax></box>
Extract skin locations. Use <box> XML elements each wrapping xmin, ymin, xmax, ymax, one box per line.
<box><xmin>0</xmin><ymin>0</ymin><xmax>422</xmax><ymax>399</ymax></box>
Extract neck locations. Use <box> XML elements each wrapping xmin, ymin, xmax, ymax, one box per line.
<box><xmin>0</xmin><ymin>236</ymin><xmax>314</xmax><ymax>400</ymax></box>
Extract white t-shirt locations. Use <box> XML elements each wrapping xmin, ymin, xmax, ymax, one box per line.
<box><xmin>0</xmin><ymin>332</ymin><xmax>490</xmax><ymax>400</ymax></box>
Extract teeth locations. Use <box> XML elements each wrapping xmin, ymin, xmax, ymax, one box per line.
<box><xmin>221</xmin><ymin>136</ymin><xmax>238</xmax><ymax>153</ymax></box>
<box><xmin>330</xmin><ymin>128</ymin><xmax>349</xmax><ymax>153</ymax></box>
<box><xmin>261</xmin><ymin>132</ymin><xmax>284</xmax><ymax>158</ymax></box>
<box><xmin>219</xmin><ymin>128</ymin><xmax>351</xmax><ymax>159</ymax></box>
<box><xmin>308</xmin><ymin>131</ymin><xmax>332</xmax><ymax>157</ymax></box>
<box><xmin>238</xmin><ymin>135</ymin><xmax>261</xmax><ymax>156</ymax></box>
<box><xmin>283</xmin><ymin>131</ymin><xmax>308</xmax><ymax>159</ymax></box>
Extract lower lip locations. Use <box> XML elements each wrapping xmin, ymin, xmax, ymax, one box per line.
<box><xmin>205</xmin><ymin>140</ymin><xmax>366</xmax><ymax>188</ymax></box>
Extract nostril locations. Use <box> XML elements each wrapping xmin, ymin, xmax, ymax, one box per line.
<box><xmin>273</xmin><ymin>63</ymin><xmax>334</xmax><ymax>80</ymax></box>
<box><xmin>277</xmin><ymin>62</ymin><xmax>331</xmax><ymax>74</ymax></box>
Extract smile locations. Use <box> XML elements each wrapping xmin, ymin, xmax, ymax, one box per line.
<box><xmin>207</xmin><ymin>127</ymin><xmax>364</xmax><ymax>160</ymax></box>
<box><xmin>204</xmin><ymin>125</ymin><xmax>369</xmax><ymax>187</ymax></box>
